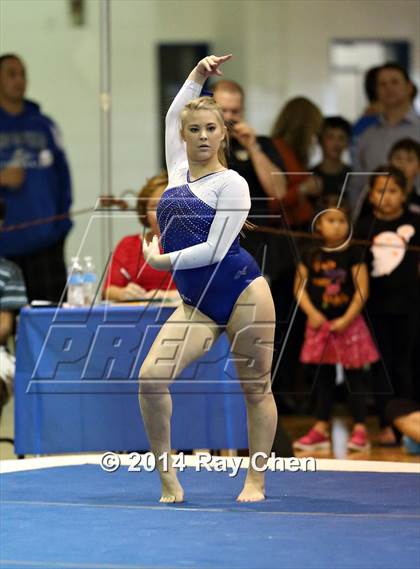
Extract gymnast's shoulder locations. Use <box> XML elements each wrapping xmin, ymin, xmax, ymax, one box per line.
<box><xmin>218</xmin><ymin>169</ymin><xmax>250</xmax><ymax>193</ymax></box>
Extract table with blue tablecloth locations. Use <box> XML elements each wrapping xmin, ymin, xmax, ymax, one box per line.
<box><xmin>14</xmin><ymin>304</ymin><xmax>247</xmax><ymax>454</ymax></box>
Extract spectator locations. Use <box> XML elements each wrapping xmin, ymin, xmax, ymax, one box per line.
<box><xmin>351</xmin><ymin>63</ymin><xmax>420</xmax><ymax>209</ymax></box>
<box><xmin>103</xmin><ymin>173</ymin><xmax>179</xmax><ymax>302</ymax></box>
<box><xmin>212</xmin><ymin>80</ymin><xmax>295</xmax><ymax>429</ymax></box>
<box><xmin>355</xmin><ymin>137</ymin><xmax>420</xmax><ymax>221</ymax></box>
<box><xmin>212</xmin><ymin>80</ymin><xmax>286</xmax><ymax>281</ymax></box>
<box><xmin>293</xmin><ymin>198</ymin><xmax>378</xmax><ymax>452</ymax></box>
<box><xmin>0</xmin><ymin>54</ymin><xmax>72</xmax><ymax>302</ymax></box>
<box><xmin>0</xmin><ymin>199</ymin><xmax>28</xmax><ymax>419</ymax></box>
<box><xmin>211</xmin><ymin>81</ymin><xmax>294</xmax><ymax>424</ymax></box>
<box><xmin>269</xmin><ymin>97</ymin><xmax>323</xmax><ymax>413</ymax></box>
<box><xmin>271</xmin><ymin>96</ymin><xmax>323</xmax><ymax>229</ymax></box>
<box><xmin>388</xmin><ymin>138</ymin><xmax>420</xmax><ymax>216</ymax></box>
<box><xmin>385</xmin><ymin>399</ymin><xmax>420</xmax><ymax>454</ymax></box>
<box><xmin>356</xmin><ymin>166</ymin><xmax>420</xmax><ymax>445</ymax></box>
<box><xmin>312</xmin><ymin>116</ymin><xmax>353</xmax><ymax>203</ymax></box>
<box><xmin>351</xmin><ymin>66</ymin><xmax>383</xmax><ymax>147</ymax></box>
<box><xmin>212</xmin><ymin>80</ymin><xmax>286</xmax><ymax>220</ymax></box>
<box><xmin>388</xmin><ymin>139</ymin><xmax>420</xmax><ymax>404</ymax></box>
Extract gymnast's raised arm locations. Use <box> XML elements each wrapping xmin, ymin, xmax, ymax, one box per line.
<box><xmin>144</xmin><ymin>55</ymin><xmax>235</xmax><ymax>270</ymax></box>
<box><xmin>165</xmin><ymin>55</ymin><xmax>232</xmax><ymax>178</ymax></box>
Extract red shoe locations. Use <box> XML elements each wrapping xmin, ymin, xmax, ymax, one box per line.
<box><xmin>347</xmin><ymin>427</ymin><xmax>371</xmax><ymax>452</ymax></box>
<box><xmin>293</xmin><ymin>428</ymin><xmax>331</xmax><ymax>451</ymax></box>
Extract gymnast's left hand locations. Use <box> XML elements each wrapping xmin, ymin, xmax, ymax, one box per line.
<box><xmin>193</xmin><ymin>54</ymin><xmax>233</xmax><ymax>80</ymax></box>
<box><xmin>142</xmin><ymin>235</ymin><xmax>172</xmax><ymax>271</ymax></box>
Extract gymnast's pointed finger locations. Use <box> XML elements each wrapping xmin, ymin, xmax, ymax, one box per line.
<box><xmin>217</xmin><ymin>54</ymin><xmax>233</xmax><ymax>63</ymax></box>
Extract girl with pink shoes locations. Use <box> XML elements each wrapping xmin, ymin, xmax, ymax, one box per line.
<box><xmin>293</xmin><ymin>199</ymin><xmax>379</xmax><ymax>452</ymax></box>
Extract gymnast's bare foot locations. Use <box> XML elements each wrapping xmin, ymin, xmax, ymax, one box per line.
<box><xmin>237</xmin><ymin>478</ymin><xmax>265</xmax><ymax>502</ymax></box>
<box><xmin>159</xmin><ymin>471</ymin><xmax>184</xmax><ymax>503</ymax></box>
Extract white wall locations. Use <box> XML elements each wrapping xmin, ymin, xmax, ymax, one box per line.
<box><xmin>1</xmin><ymin>0</ymin><xmax>419</xmax><ymax>269</ymax></box>
<box><xmin>282</xmin><ymin>0</ymin><xmax>420</xmax><ymax>118</ymax></box>
<box><xmin>0</xmin><ymin>0</ymin><xmax>102</xmax><ymax>264</ymax></box>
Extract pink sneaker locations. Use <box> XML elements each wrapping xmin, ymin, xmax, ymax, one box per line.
<box><xmin>347</xmin><ymin>427</ymin><xmax>371</xmax><ymax>452</ymax></box>
<box><xmin>293</xmin><ymin>428</ymin><xmax>331</xmax><ymax>451</ymax></box>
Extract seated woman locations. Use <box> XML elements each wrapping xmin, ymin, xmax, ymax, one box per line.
<box><xmin>103</xmin><ymin>173</ymin><xmax>179</xmax><ymax>302</ymax></box>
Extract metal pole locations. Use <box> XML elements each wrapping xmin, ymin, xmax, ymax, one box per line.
<box><xmin>99</xmin><ymin>0</ymin><xmax>112</xmax><ymax>266</ymax></box>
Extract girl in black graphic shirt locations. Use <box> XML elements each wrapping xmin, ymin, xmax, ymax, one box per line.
<box><xmin>294</xmin><ymin>200</ymin><xmax>378</xmax><ymax>452</ymax></box>
<box><xmin>356</xmin><ymin>166</ymin><xmax>420</xmax><ymax>445</ymax></box>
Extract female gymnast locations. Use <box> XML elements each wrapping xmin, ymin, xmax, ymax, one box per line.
<box><xmin>140</xmin><ymin>54</ymin><xmax>277</xmax><ymax>503</ymax></box>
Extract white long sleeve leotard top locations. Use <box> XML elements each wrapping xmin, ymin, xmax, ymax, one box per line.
<box><xmin>163</xmin><ymin>79</ymin><xmax>251</xmax><ymax>271</ymax></box>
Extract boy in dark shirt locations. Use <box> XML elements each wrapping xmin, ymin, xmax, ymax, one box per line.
<box><xmin>312</xmin><ymin>116</ymin><xmax>352</xmax><ymax>203</ymax></box>
<box><xmin>356</xmin><ymin>166</ymin><xmax>420</xmax><ymax>444</ymax></box>
<box><xmin>388</xmin><ymin>137</ymin><xmax>420</xmax><ymax>216</ymax></box>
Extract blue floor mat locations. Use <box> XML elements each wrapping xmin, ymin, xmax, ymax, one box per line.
<box><xmin>1</xmin><ymin>465</ymin><xmax>419</xmax><ymax>569</ymax></box>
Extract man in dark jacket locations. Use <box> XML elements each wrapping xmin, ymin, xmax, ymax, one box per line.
<box><xmin>0</xmin><ymin>53</ymin><xmax>72</xmax><ymax>302</ymax></box>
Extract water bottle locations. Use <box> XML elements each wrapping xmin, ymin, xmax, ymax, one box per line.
<box><xmin>67</xmin><ymin>257</ymin><xmax>85</xmax><ymax>307</ymax></box>
<box><xmin>83</xmin><ymin>256</ymin><xmax>98</xmax><ymax>306</ymax></box>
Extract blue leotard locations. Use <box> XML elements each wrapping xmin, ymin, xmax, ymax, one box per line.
<box><xmin>156</xmin><ymin>79</ymin><xmax>261</xmax><ymax>326</ymax></box>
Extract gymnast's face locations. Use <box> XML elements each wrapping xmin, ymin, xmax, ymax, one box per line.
<box><xmin>182</xmin><ymin>110</ymin><xmax>226</xmax><ymax>163</ymax></box>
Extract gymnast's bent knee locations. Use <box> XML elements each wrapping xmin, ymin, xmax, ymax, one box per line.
<box><xmin>138</xmin><ymin>362</ymin><xmax>174</xmax><ymax>394</ymax></box>
<box><xmin>240</xmin><ymin>376</ymin><xmax>273</xmax><ymax>402</ymax></box>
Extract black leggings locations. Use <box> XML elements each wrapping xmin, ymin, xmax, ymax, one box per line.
<box><xmin>369</xmin><ymin>312</ymin><xmax>418</xmax><ymax>427</ymax></box>
<box><xmin>310</xmin><ymin>365</ymin><xmax>369</xmax><ymax>424</ymax></box>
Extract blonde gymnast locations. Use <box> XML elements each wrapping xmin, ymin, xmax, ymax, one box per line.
<box><xmin>140</xmin><ymin>54</ymin><xmax>277</xmax><ymax>503</ymax></box>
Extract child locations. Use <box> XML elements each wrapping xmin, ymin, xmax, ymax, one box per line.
<box><xmin>389</xmin><ymin>140</ymin><xmax>420</xmax><ymax>404</ymax></box>
<box><xmin>356</xmin><ymin>138</ymin><xmax>420</xmax><ymax>221</ymax></box>
<box><xmin>311</xmin><ymin>116</ymin><xmax>353</xmax><ymax>202</ymax></box>
<box><xmin>388</xmin><ymin>137</ymin><xmax>420</xmax><ymax>216</ymax></box>
<box><xmin>294</xmin><ymin>198</ymin><xmax>379</xmax><ymax>452</ymax></box>
<box><xmin>390</xmin><ymin>139</ymin><xmax>420</xmax><ymax>403</ymax></box>
<box><xmin>356</xmin><ymin>166</ymin><xmax>420</xmax><ymax>445</ymax></box>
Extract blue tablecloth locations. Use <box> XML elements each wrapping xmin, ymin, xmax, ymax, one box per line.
<box><xmin>14</xmin><ymin>304</ymin><xmax>247</xmax><ymax>454</ymax></box>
